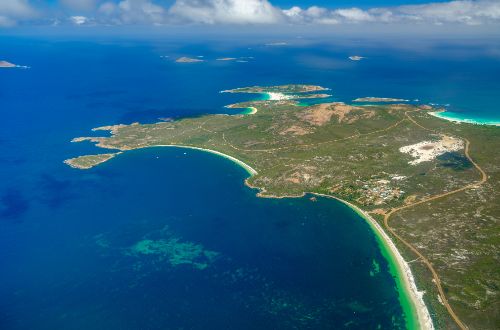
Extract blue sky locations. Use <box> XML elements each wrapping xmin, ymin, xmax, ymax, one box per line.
<box><xmin>1</xmin><ymin>1</ymin><xmax>500</xmax><ymax>29</ymax></box>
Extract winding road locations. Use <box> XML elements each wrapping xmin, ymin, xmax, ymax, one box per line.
<box><xmin>382</xmin><ymin>112</ymin><xmax>489</xmax><ymax>330</ymax></box>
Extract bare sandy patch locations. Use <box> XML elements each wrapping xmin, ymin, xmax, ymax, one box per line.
<box><xmin>279</xmin><ymin>125</ymin><xmax>311</xmax><ymax>136</ymax></box>
<box><xmin>404</xmin><ymin>195</ymin><xmax>418</xmax><ymax>205</ymax></box>
<box><xmin>399</xmin><ymin>135</ymin><xmax>464</xmax><ymax>165</ymax></box>
<box><xmin>369</xmin><ymin>208</ymin><xmax>387</xmax><ymax>216</ymax></box>
<box><xmin>298</xmin><ymin>103</ymin><xmax>373</xmax><ymax>126</ymax></box>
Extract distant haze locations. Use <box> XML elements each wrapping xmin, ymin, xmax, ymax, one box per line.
<box><xmin>0</xmin><ymin>0</ymin><xmax>500</xmax><ymax>34</ymax></box>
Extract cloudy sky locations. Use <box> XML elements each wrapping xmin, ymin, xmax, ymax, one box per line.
<box><xmin>1</xmin><ymin>0</ymin><xmax>500</xmax><ymax>29</ymax></box>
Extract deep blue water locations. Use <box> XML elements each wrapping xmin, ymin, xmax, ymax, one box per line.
<box><xmin>1</xmin><ymin>35</ymin><xmax>499</xmax><ymax>329</ymax></box>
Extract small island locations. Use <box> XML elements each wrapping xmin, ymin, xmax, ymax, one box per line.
<box><xmin>222</xmin><ymin>85</ymin><xmax>331</xmax><ymax>101</ymax></box>
<box><xmin>175</xmin><ymin>57</ymin><xmax>204</xmax><ymax>63</ymax></box>
<box><xmin>65</xmin><ymin>85</ymin><xmax>499</xmax><ymax>330</ymax></box>
<box><xmin>222</xmin><ymin>84</ymin><xmax>329</xmax><ymax>94</ymax></box>
<box><xmin>0</xmin><ymin>60</ymin><xmax>17</xmax><ymax>68</ymax></box>
<box><xmin>0</xmin><ymin>60</ymin><xmax>29</xmax><ymax>68</ymax></box>
<box><xmin>349</xmin><ymin>56</ymin><xmax>365</xmax><ymax>61</ymax></box>
<box><xmin>216</xmin><ymin>57</ymin><xmax>237</xmax><ymax>61</ymax></box>
<box><xmin>265</xmin><ymin>42</ymin><xmax>288</xmax><ymax>46</ymax></box>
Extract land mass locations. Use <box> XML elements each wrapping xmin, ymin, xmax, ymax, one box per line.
<box><xmin>349</xmin><ymin>56</ymin><xmax>365</xmax><ymax>61</ymax></box>
<box><xmin>65</xmin><ymin>85</ymin><xmax>499</xmax><ymax>330</ymax></box>
<box><xmin>216</xmin><ymin>57</ymin><xmax>238</xmax><ymax>61</ymax></box>
<box><xmin>0</xmin><ymin>60</ymin><xmax>17</xmax><ymax>68</ymax></box>
<box><xmin>175</xmin><ymin>57</ymin><xmax>204</xmax><ymax>63</ymax></box>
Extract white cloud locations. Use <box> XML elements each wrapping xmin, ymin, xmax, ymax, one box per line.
<box><xmin>0</xmin><ymin>0</ymin><xmax>36</xmax><ymax>26</ymax></box>
<box><xmin>70</xmin><ymin>15</ymin><xmax>89</xmax><ymax>25</ymax></box>
<box><xmin>1</xmin><ymin>0</ymin><xmax>500</xmax><ymax>28</ymax></box>
<box><xmin>283</xmin><ymin>1</ymin><xmax>500</xmax><ymax>26</ymax></box>
<box><xmin>334</xmin><ymin>8</ymin><xmax>374</xmax><ymax>22</ymax></box>
<box><xmin>397</xmin><ymin>0</ymin><xmax>500</xmax><ymax>25</ymax></box>
<box><xmin>98</xmin><ymin>0</ymin><xmax>167</xmax><ymax>24</ymax></box>
<box><xmin>169</xmin><ymin>0</ymin><xmax>284</xmax><ymax>24</ymax></box>
<box><xmin>283</xmin><ymin>6</ymin><xmax>330</xmax><ymax>23</ymax></box>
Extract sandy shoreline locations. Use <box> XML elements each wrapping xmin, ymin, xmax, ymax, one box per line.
<box><xmin>245</xmin><ymin>107</ymin><xmax>258</xmax><ymax>114</ymax></box>
<box><xmin>147</xmin><ymin>145</ymin><xmax>258</xmax><ymax>176</ymax></box>
<box><xmin>67</xmin><ymin>142</ymin><xmax>432</xmax><ymax>328</ymax></box>
<box><xmin>224</xmin><ymin>104</ymin><xmax>258</xmax><ymax>115</ymax></box>
<box><xmin>430</xmin><ymin>110</ymin><xmax>500</xmax><ymax>126</ymax></box>
<box><xmin>245</xmin><ymin>187</ymin><xmax>435</xmax><ymax>329</ymax></box>
<box><xmin>322</xmin><ymin>195</ymin><xmax>435</xmax><ymax>330</ymax></box>
<box><xmin>194</xmin><ymin>146</ymin><xmax>433</xmax><ymax>329</ymax></box>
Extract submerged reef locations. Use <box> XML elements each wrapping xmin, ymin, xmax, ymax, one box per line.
<box><xmin>128</xmin><ymin>238</ymin><xmax>219</xmax><ymax>270</ymax></box>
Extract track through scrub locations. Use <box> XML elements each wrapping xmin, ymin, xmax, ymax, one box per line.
<box><xmin>383</xmin><ymin>113</ymin><xmax>488</xmax><ymax>330</ymax></box>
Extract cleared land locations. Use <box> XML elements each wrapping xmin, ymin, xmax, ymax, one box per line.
<box><xmin>66</xmin><ymin>85</ymin><xmax>499</xmax><ymax>330</ymax></box>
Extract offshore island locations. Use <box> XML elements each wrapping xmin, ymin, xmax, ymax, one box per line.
<box><xmin>175</xmin><ymin>57</ymin><xmax>204</xmax><ymax>63</ymax></box>
<box><xmin>0</xmin><ymin>60</ymin><xmax>29</xmax><ymax>68</ymax></box>
<box><xmin>0</xmin><ymin>60</ymin><xmax>16</xmax><ymax>68</ymax></box>
<box><xmin>65</xmin><ymin>85</ymin><xmax>499</xmax><ymax>330</ymax></box>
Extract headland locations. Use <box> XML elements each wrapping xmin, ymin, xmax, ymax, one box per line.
<box><xmin>64</xmin><ymin>85</ymin><xmax>500</xmax><ymax>329</ymax></box>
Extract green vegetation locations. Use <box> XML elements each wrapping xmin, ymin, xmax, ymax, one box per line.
<box><xmin>64</xmin><ymin>152</ymin><xmax>121</xmax><ymax>169</ymax></box>
<box><xmin>67</xmin><ymin>85</ymin><xmax>499</xmax><ymax>329</ymax></box>
<box><xmin>437</xmin><ymin>152</ymin><xmax>473</xmax><ymax>170</ymax></box>
<box><xmin>223</xmin><ymin>84</ymin><xmax>329</xmax><ymax>94</ymax></box>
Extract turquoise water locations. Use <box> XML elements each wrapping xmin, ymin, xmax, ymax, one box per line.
<box><xmin>1</xmin><ymin>34</ymin><xmax>499</xmax><ymax>329</ymax></box>
<box><xmin>430</xmin><ymin>111</ymin><xmax>500</xmax><ymax>126</ymax></box>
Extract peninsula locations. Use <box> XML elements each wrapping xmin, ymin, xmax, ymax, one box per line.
<box><xmin>64</xmin><ymin>152</ymin><xmax>121</xmax><ymax>169</ymax></box>
<box><xmin>65</xmin><ymin>85</ymin><xmax>499</xmax><ymax>330</ymax></box>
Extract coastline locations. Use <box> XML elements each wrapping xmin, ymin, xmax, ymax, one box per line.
<box><xmin>66</xmin><ymin>94</ymin><xmax>433</xmax><ymax>328</ymax></box>
<box><xmin>67</xmin><ymin>141</ymin><xmax>433</xmax><ymax>329</ymax></box>
<box><xmin>224</xmin><ymin>105</ymin><xmax>258</xmax><ymax>115</ymax></box>
<box><xmin>147</xmin><ymin>145</ymin><xmax>258</xmax><ymax>176</ymax></box>
<box><xmin>148</xmin><ymin>145</ymin><xmax>433</xmax><ymax>329</ymax></box>
<box><xmin>184</xmin><ymin>147</ymin><xmax>433</xmax><ymax>329</ymax></box>
<box><xmin>430</xmin><ymin>110</ymin><xmax>500</xmax><ymax>126</ymax></box>
<box><xmin>244</xmin><ymin>107</ymin><xmax>258</xmax><ymax>114</ymax></box>
<box><xmin>324</xmin><ymin>195</ymin><xmax>435</xmax><ymax>330</ymax></box>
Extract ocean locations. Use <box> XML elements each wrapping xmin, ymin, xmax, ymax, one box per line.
<box><xmin>1</xmin><ymin>33</ymin><xmax>499</xmax><ymax>329</ymax></box>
